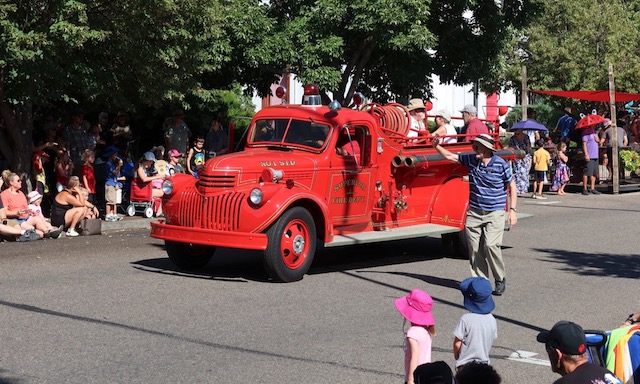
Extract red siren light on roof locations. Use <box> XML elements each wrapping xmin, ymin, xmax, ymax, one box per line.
<box><xmin>303</xmin><ymin>84</ymin><xmax>320</xmax><ymax>95</ymax></box>
<box><xmin>353</xmin><ymin>92</ymin><xmax>364</xmax><ymax>106</ymax></box>
<box><xmin>302</xmin><ymin>84</ymin><xmax>322</xmax><ymax>105</ymax></box>
<box><xmin>275</xmin><ymin>86</ymin><xmax>287</xmax><ymax>99</ymax></box>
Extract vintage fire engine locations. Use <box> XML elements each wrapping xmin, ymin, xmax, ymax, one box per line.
<box><xmin>150</xmin><ymin>85</ymin><xmax>523</xmax><ymax>282</ymax></box>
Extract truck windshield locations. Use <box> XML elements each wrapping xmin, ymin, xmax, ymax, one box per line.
<box><xmin>251</xmin><ymin>119</ymin><xmax>330</xmax><ymax>149</ymax></box>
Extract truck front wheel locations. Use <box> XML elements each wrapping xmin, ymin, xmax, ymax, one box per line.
<box><xmin>165</xmin><ymin>240</ymin><xmax>216</xmax><ymax>270</ymax></box>
<box><xmin>264</xmin><ymin>207</ymin><xmax>317</xmax><ymax>282</ymax></box>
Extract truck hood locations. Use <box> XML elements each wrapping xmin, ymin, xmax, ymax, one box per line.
<box><xmin>201</xmin><ymin>149</ymin><xmax>319</xmax><ymax>189</ymax></box>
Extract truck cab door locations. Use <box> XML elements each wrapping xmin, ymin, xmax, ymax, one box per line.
<box><xmin>327</xmin><ymin>125</ymin><xmax>373</xmax><ymax>231</ymax></box>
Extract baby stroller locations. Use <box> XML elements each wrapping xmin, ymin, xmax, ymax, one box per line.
<box><xmin>585</xmin><ymin>325</ymin><xmax>640</xmax><ymax>383</ymax></box>
<box><xmin>126</xmin><ymin>179</ymin><xmax>159</xmax><ymax>218</ymax></box>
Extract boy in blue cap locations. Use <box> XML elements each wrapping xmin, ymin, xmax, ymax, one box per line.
<box><xmin>453</xmin><ymin>277</ymin><xmax>497</xmax><ymax>369</ymax></box>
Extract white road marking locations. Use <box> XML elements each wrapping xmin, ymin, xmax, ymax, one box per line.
<box><xmin>507</xmin><ymin>350</ymin><xmax>551</xmax><ymax>366</ymax></box>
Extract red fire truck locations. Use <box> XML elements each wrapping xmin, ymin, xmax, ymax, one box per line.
<box><xmin>150</xmin><ymin>85</ymin><xmax>522</xmax><ymax>282</ymax></box>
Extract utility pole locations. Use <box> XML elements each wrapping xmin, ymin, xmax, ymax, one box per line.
<box><xmin>609</xmin><ymin>63</ymin><xmax>619</xmax><ymax>194</ymax></box>
<box><xmin>522</xmin><ymin>66</ymin><xmax>528</xmax><ymax>120</ymax></box>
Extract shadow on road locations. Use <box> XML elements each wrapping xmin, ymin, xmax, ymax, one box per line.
<box><xmin>0</xmin><ymin>369</ymin><xmax>23</xmax><ymax>384</ymax></box>
<box><xmin>133</xmin><ymin>237</ymin><xmax>448</xmax><ymax>282</ymax></box>
<box><xmin>535</xmin><ymin>248</ymin><xmax>640</xmax><ymax>279</ymax></box>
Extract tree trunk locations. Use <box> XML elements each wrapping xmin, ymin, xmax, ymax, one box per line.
<box><xmin>0</xmin><ymin>95</ymin><xmax>34</xmax><ymax>187</ymax></box>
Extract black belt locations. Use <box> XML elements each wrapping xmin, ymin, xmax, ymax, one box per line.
<box><xmin>469</xmin><ymin>207</ymin><xmax>498</xmax><ymax>215</ymax></box>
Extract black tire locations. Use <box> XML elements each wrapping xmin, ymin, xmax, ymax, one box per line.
<box><xmin>264</xmin><ymin>207</ymin><xmax>316</xmax><ymax>282</ymax></box>
<box><xmin>442</xmin><ymin>231</ymin><xmax>469</xmax><ymax>259</ymax></box>
<box><xmin>165</xmin><ymin>240</ymin><xmax>216</xmax><ymax>270</ymax></box>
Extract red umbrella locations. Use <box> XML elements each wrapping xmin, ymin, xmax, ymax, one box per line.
<box><xmin>575</xmin><ymin>111</ymin><xmax>606</xmax><ymax>129</ymax></box>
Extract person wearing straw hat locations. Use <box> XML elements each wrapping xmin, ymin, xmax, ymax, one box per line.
<box><xmin>407</xmin><ymin>98</ymin><xmax>427</xmax><ymax>138</ymax></box>
<box><xmin>433</xmin><ymin>134</ymin><xmax>517</xmax><ymax>295</ymax></box>
<box><xmin>395</xmin><ymin>289</ymin><xmax>436</xmax><ymax>384</ymax></box>
<box><xmin>453</xmin><ymin>277</ymin><xmax>497</xmax><ymax>369</ymax></box>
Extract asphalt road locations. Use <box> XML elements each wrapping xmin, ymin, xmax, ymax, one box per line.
<box><xmin>1</xmin><ymin>191</ymin><xmax>639</xmax><ymax>383</ymax></box>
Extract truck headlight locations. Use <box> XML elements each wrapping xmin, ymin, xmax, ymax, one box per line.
<box><xmin>249</xmin><ymin>188</ymin><xmax>263</xmax><ymax>205</ymax></box>
<box><xmin>162</xmin><ymin>180</ymin><xmax>174</xmax><ymax>195</ymax></box>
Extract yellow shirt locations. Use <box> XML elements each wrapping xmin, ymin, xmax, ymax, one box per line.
<box><xmin>533</xmin><ymin>147</ymin><xmax>551</xmax><ymax>171</ymax></box>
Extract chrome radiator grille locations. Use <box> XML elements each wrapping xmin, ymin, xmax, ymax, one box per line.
<box><xmin>177</xmin><ymin>187</ymin><xmax>245</xmax><ymax>231</ymax></box>
<box><xmin>197</xmin><ymin>173</ymin><xmax>237</xmax><ymax>189</ymax></box>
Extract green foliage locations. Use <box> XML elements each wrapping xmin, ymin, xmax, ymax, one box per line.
<box><xmin>620</xmin><ymin>146</ymin><xmax>640</xmax><ymax>172</ymax></box>
<box><xmin>262</xmin><ymin>0</ymin><xmax>530</xmax><ymax>103</ymax></box>
<box><xmin>508</xmin><ymin>0</ymin><xmax>640</xmax><ymax>95</ymax></box>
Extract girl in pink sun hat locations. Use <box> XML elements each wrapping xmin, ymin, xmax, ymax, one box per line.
<box><xmin>395</xmin><ymin>289</ymin><xmax>436</xmax><ymax>384</ymax></box>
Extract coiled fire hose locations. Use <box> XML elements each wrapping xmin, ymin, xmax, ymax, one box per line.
<box><xmin>362</xmin><ymin>103</ymin><xmax>410</xmax><ymax>140</ymax></box>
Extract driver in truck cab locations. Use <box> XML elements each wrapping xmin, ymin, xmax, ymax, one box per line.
<box><xmin>335</xmin><ymin>130</ymin><xmax>360</xmax><ymax>156</ymax></box>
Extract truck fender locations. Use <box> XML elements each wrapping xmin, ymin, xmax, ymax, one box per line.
<box><xmin>430</xmin><ymin>176</ymin><xmax>468</xmax><ymax>229</ymax></box>
<box><xmin>254</xmin><ymin>187</ymin><xmax>334</xmax><ymax>244</ymax></box>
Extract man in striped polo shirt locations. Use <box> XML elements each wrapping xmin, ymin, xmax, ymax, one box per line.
<box><xmin>433</xmin><ymin>134</ymin><xmax>518</xmax><ymax>295</ymax></box>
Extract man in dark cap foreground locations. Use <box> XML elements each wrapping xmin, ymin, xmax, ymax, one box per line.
<box><xmin>537</xmin><ymin>321</ymin><xmax>621</xmax><ymax>384</ymax></box>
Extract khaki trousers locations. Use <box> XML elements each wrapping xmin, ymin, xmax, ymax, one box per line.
<box><xmin>465</xmin><ymin>208</ymin><xmax>506</xmax><ymax>282</ymax></box>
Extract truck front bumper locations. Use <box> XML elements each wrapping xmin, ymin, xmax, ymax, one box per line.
<box><xmin>150</xmin><ymin>222</ymin><xmax>268</xmax><ymax>250</ymax></box>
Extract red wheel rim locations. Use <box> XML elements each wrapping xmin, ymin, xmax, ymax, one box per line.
<box><xmin>279</xmin><ymin>218</ymin><xmax>309</xmax><ymax>269</ymax></box>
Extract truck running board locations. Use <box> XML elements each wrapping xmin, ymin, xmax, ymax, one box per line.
<box><xmin>325</xmin><ymin>212</ymin><xmax>533</xmax><ymax>247</ymax></box>
<box><xmin>326</xmin><ymin>224</ymin><xmax>461</xmax><ymax>247</ymax></box>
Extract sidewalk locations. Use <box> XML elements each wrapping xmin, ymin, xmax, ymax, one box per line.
<box><xmin>101</xmin><ymin>215</ymin><xmax>157</xmax><ymax>232</ymax></box>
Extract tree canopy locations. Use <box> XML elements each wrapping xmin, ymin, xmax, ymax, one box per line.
<box><xmin>1</xmin><ymin>0</ymin><xmax>531</xmax><ymax>172</ymax></box>
<box><xmin>507</xmin><ymin>0</ymin><xmax>640</xmax><ymax>96</ymax></box>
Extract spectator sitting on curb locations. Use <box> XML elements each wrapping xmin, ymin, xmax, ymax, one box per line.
<box><xmin>1</xmin><ymin>204</ymin><xmax>40</xmax><ymax>241</ymax></box>
<box><xmin>27</xmin><ymin>191</ymin><xmax>44</xmax><ymax>218</ymax></box>
<box><xmin>51</xmin><ymin>176</ymin><xmax>97</xmax><ymax>237</ymax></box>
<box><xmin>0</xmin><ymin>172</ymin><xmax>63</xmax><ymax>239</ymax></box>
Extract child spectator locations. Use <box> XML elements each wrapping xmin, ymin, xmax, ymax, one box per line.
<box><xmin>186</xmin><ymin>137</ymin><xmax>206</xmax><ymax>178</ymax></box>
<box><xmin>453</xmin><ymin>277</ymin><xmax>497</xmax><ymax>370</ymax></box>
<box><xmin>103</xmin><ymin>146</ymin><xmax>124</xmax><ymax>221</ymax></box>
<box><xmin>550</xmin><ymin>142</ymin><xmax>570</xmax><ymax>195</ymax></box>
<box><xmin>81</xmin><ymin>149</ymin><xmax>96</xmax><ymax>203</ymax></box>
<box><xmin>32</xmin><ymin>150</ymin><xmax>50</xmax><ymax>195</ymax></box>
<box><xmin>167</xmin><ymin>149</ymin><xmax>185</xmax><ymax>176</ymax></box>
<box><xmin>395</xmin><ymin>289</ymin><xmax>436</xmax><ymax>384</ymax></box>
<box><xmin>532</xmin><ymin>139</ymin><xmax>551</xmax><ymax>199</ymax></box>
<box><xmin>55</xmin><ymin>149</ymin><xmax>73</xmax><ymax>193</ymax></box>
<box><xmin>27</xmin><ymin>191</ymin><xmax>44</xmax><ymax>218</ymax></box>
<box><xmin>79</xmin><ymin>187</ymin><xmax>96</xmax><ymax>219</ymax></box>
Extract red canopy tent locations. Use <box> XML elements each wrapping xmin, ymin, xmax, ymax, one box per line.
<box><xmin>531</xmin><ymin>89</ymin><xmax>640</xmax><ymax>103</ymax></box>
<box><xmin>530</xmin><ymin>88</ymin><xmax>640</xmax><ymax>194</ymax></box>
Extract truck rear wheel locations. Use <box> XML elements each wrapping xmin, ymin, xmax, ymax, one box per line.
<box><xmin>165</xmin><ymin>240</ymin><xmax>216</xmax><ymax>270</ymax></box>
<box><xmin>442</xmin><ymin>231</ymin><xmax>469</xmax><ymax>259</ymax></box>
<box><xmin>264</xmin><ymin>207</ymin><xmax>316</xmax><ymax>282</ymax></box>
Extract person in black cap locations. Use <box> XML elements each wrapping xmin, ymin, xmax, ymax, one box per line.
<box><xmin>433</xmin><ymin>134</ymin><xmax>517</xmax><ymax>295</ymax></box>
<box><xmin>537</xmin><ymin>321</ymin><xmax>622</xmax><ymax>383</ymax></box>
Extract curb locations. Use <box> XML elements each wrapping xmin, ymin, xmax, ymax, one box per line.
<box><xmin>101</xmin><ymin>217</ymin><xmax>156</xmax><ymax>232</ymax></box>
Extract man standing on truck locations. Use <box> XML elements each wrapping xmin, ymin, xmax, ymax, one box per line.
<box><xmin>432</xmin><ymin>134</ymin><xmax>518</xmax><ymax>296</ymax></box>
<box><xmin>460</xmin><ymin>105</ymin><xmax>488</xmax><ymax>142</ymax></box>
